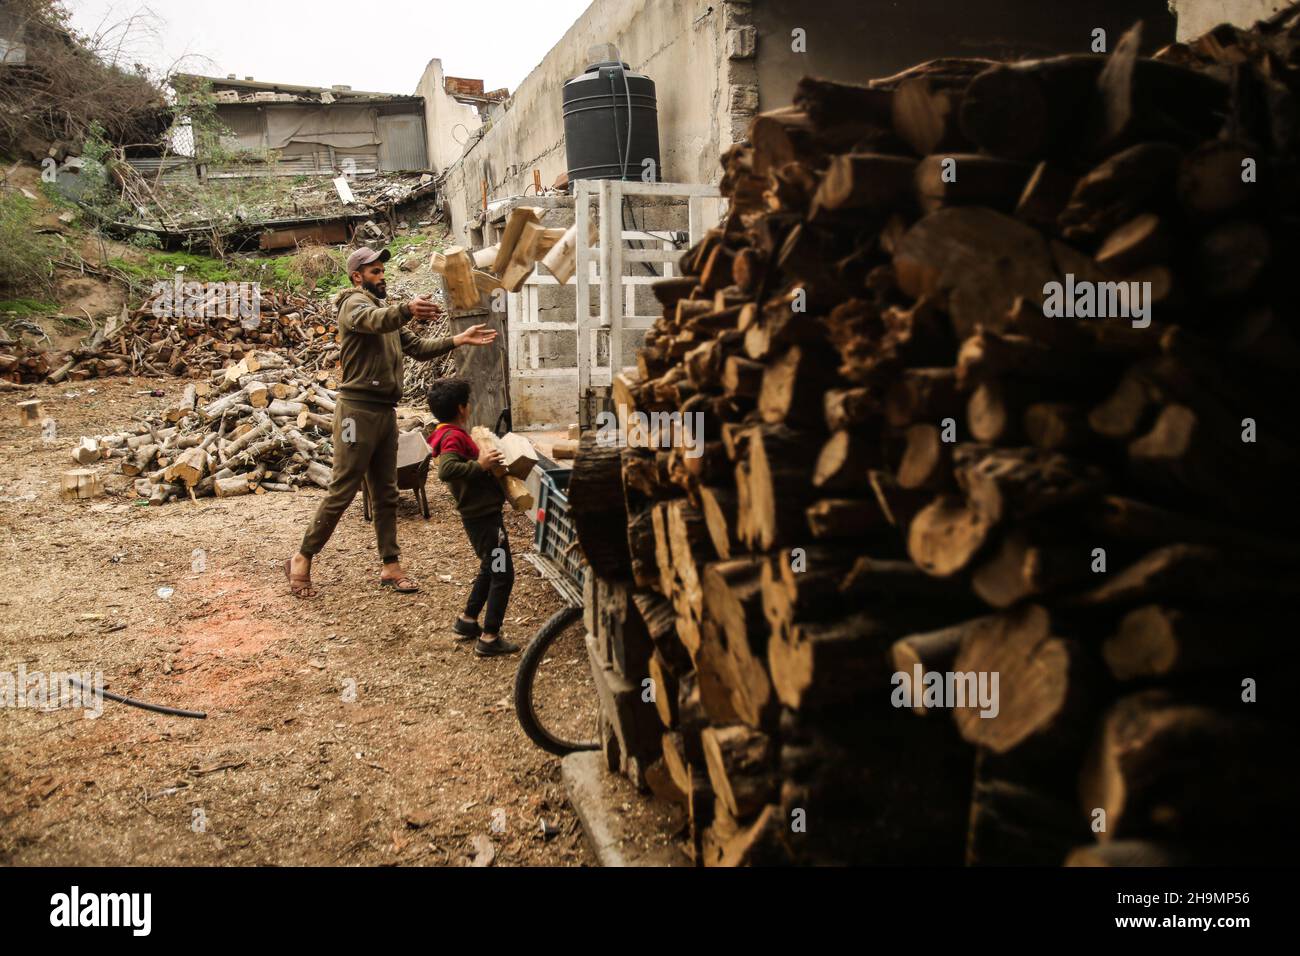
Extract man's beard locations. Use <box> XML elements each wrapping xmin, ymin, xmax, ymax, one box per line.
<box><xmin>362</xmin><ymin>279</ymin><xmax>387</xmax><ymax>299</ymax></box>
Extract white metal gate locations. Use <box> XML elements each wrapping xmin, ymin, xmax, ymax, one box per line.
<box><xmin>506</xmin><ymin>179</ymin><xmax>723</xmax><ymax>430</ymax></box>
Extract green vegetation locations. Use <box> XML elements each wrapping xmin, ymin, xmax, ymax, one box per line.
<box><xmin>171</xmin><ymin>76</ymin><xmax>240</xmax><ymax>168</ymax></box>
<box><xmin>38</xmin><ymin>179</ymin><xmax>79</xmax><ymax>212</ymax></box>
<box><xmin>0</xmin><ymin>193</ymin><xmax>56</xmax><ymax>295</ymax></box>
<box><xmin>78</xmin><ymin>122</ymin><xmax>129</xmax><ymax>218</ymax></box>
<box><xmin>107</xmin><ymin>250</ymin><xmax>236</xmax><ymax>287</ymax></box>
<box><xmin>127</xmin><ymin>230</ymin><xmax>163</xmax><ymax>249</ymax></box>
<box><xmin>103</xmin><ymin>245</ymin><xmax>356</xmax><ymax>298</ymax></box>
<box><xmin>0</xmin><ymin>298</ymin><xmax>59</xmax><ymax>316</ymax></box>
<box><xmin>237</xmin><ymin>246</ymin><xmax>349</xmax><ymax>295</ymax></box>
<box><xmin>388</xmin><ymin>234</ymin><xmax>430</xmax><ymax>251</ymax></box>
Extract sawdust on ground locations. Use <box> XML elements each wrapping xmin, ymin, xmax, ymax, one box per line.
<box><xmin>0</xmin><ymin>376</ymin><xmax>596</xmax><ymax>866</ymax></box>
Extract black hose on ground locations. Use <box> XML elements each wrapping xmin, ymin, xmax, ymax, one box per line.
<box><xmin>66</xmin><ymin>676</ymin><xmax>207</xmax><ymax>719</ymax></box>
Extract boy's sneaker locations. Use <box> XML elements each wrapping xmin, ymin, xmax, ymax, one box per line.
<box><xmin>474</xmin><ymin>636</ymin><xmax>520</xmax><ymax>658</ymax></box>
<box><xmin>452</xmin><ymin>617</ymin><xmax>481</xmax><ymax>641</ymax></box>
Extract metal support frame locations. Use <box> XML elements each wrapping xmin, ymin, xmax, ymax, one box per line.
<box><xmin>505</xmin><ymin>179</ymin><xmax>723</xmax><ymax>430</ymax></box>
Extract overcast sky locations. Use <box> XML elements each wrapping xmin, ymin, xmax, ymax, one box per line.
<box><xmin>65</xmin><ymin>0</ymin><xmax>596</xmax><ymax>95</ymax></box>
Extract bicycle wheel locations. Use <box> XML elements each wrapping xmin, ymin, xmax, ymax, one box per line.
<box><xmin>514</xmin><ymin>606</ymin><xmax>600</xmax><ymax>756</ymax></box>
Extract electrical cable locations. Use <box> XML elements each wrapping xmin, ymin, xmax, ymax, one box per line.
<box><xmin>613</xmin><ymin>60</ymin><xmax>657</xmax><ymax>275</ymax></box>
<box><xmin>607</xmin><ymin>69</ymin><xmax>625</xmax><ymax>180</ymax></box>
<box><xmin>621</xmin><ymin>60</ymin><xmax>634</xmax><ymax>182</ymax></box>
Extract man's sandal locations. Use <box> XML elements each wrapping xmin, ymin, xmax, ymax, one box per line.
<box><xmin>284</xmin><ymin>558</ymin><xmax>316</xmax><ymax>599</ymax></box>
<box><xmin>379</xmin><ymin>575</ymin><xmax>420</xmax><ymax>593</ymax></box>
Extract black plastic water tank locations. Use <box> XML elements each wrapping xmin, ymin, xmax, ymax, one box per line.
<box><xmin>562</xmin><ymin>59</ymin><xmax>661</xmax><ymax>184</ymax></box>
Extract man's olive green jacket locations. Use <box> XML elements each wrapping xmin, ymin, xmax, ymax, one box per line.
<box><xmin>333</xmin><ymin>287</ymin><xmax>454</xmax><ymax>406</ymax></box>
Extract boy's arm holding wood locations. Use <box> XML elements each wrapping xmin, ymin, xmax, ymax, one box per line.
<box><xmin>436</xmin><ymin>446</ymin><xmax>501</xmax><ymax>482</ymax></box>
<box><xmin>470</xmin><ymin>427</ymin><xmax>535</xmax><ymax>511</ymax></box>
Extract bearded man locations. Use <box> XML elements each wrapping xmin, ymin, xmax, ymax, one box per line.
<box><xmin>285</xmin><ymin>246</ymin><xmax>496</xmax><ymax>597</ymax></box>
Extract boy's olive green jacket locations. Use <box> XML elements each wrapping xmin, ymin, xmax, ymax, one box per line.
<box><xmin>333</xmin><ymin>287</ymin><xmax>454</xmax><ymax>406</ymax></box>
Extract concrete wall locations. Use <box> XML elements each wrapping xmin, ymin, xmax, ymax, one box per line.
<box><xmin>1171</xmin><ymin>0</ymin><xmax>1290</xmax><ymax>39</ymax></box>
<box><xmin>753</xmin><ymin>0</ymin><xmax>1177</xmax><ymax>112</ymax></box>
<box><xmin>438</xmin><ymin>0</ymin><xmax>746</xmax><ymax>244</ymax></box>
<box><xmin>414</xmin><ymin>57</ymin><xmax>487</xmax><ymax>175</ymax></box>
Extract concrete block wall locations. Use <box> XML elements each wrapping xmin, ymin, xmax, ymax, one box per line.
<box><xmin>414</xmin><ymin>57</ymin><xmax>485</xmax><ymax>176</ymax></box>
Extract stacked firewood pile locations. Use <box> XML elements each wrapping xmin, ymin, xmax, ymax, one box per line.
<box><xmin>570</xmin><ymin>14</ymin><xmax>1300</xmax><ymax>866</ymax></box>
<box><xmin>0</xmin><ymin>322</ymin><xmax>133</xmax><ymax>383</ymax></box>
<box><xmin>400</xmin><ymin>315</ymin><xmax>457</xmax><ymax>403</ymax></box>
<box><xmin>1</xmin><ymin>286</ymin><xmax>340</xmax><ymax>384</ymax></box>
<box><xmin>76</xmin><ymin>351</ymin><xmax>339</xmax><ymax>505</ymax></box>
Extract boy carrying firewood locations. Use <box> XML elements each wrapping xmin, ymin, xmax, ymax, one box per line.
<box><xmin>426</xmin><ymin>378</ymin><xmax>519</xmax><ymax>658</ymax></box>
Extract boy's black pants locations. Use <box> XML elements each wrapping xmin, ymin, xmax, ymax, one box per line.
<box><xmin>461</xmin><ymin>512</ymin><xmax>515</xmax><ymax>634</ymax></box>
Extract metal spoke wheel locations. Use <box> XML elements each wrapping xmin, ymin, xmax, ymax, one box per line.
<box><xmin>513</xmin><ymin>606</ymin><xmax>600</xmax><ymax>756</ymax></box>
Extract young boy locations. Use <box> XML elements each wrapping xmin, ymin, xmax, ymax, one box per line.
<box><xmin>426</xmin><ymin>378</ymin><xmax>520</xmax><ymax>658</ymax></box>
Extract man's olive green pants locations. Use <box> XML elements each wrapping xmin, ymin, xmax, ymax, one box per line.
<box><xmin>300</xmin><ymin>398</ymin><xmax>400</xmax><ymax>563</ymax></box>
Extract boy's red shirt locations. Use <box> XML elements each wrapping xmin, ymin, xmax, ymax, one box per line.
<box><xmin>428</xmin><ymin>422</ymin><xmax>479</xmax><ymax>460</ymax></box>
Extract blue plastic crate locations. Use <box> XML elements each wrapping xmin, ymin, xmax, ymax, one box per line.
<box><xmin>534</xmin><ymin>466</ymin><xmax>587</xmax><ymax>590</ymax></box>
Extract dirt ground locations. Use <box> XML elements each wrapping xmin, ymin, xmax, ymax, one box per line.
<box><xmin>0</xmin><ymin>376</ymin><xmax>597</xmax><ymax>866</ymax></box>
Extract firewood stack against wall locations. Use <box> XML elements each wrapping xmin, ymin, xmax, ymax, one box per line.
<box><xmin>568</xmin><ymin>13</ymin><xmax>1300</xmax><ymax>866</ymax></box>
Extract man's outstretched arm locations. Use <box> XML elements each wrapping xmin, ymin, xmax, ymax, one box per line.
<box><xmin>401</xmin><ymin>321</ymin><xmax>498</xmax><ymax>360</ymax></box>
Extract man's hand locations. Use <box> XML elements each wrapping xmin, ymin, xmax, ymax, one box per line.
<box><xmin>477</xmin><ymin>447</ymin><xmax>504</xmax><ymax>473</ymax></box>
<box><xmin>453</xmin><ymin>323</ymin><xmax>498</xmax><ymax>347</ymax></box>
<box><xmin>408</xmin><ymin>295</ymin><xmax>440</xmax><ymax>321</ymax></box>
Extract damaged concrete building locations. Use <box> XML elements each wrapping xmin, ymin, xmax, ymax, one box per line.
<box><xmin>115</xmin><ymin>75</ymin><xmax>440</xmax><ymax>251</ymax></box>
<box><xmin>163</xmin><ymin>74</ymin><xmax>431</xmax><ymax>178</ymax></box>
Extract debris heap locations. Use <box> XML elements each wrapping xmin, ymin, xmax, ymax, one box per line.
<box><xmin>571</xmin><ymin>13</ymin><xmax>1300</xmax><ymax>866</ymax></box>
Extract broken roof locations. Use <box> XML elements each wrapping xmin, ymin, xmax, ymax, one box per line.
<box><xmin>172</xmin><ymin>73</ymin><xmax>421</xmax><ymax>106</ymax></box>
<box><xmin>113</xmin><ymin>167</ymin><xmax>438</xmax><ymax>244</ymax></box>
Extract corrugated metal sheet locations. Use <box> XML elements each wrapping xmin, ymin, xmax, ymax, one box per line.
<box><xmin>215</xmin><ymin>105</ymin><xmax>267</xmax><ymax>151</ymax></box>
<box><xmin>201</xmin><ymin>149</ymin><xmax>378</xmax><ymax>179</ymax></box>
<box><xmin>377</xmin><ymin>113</ymin><xmax>427</xmax><ymax>171</ymax></box>
<box><xmin>206</xmin><ymin>155</ymin><xmax>323</xmax><ymax>178</ymax></box>
<box><xmin>332</xmin><ymin>147</ymin><xmax>380</xmax><ymax>176</ymax></box>
<box><xmin>124</xmin><ymin>157</ymin><xmax>201</xmax><ymax>184</ymax></box>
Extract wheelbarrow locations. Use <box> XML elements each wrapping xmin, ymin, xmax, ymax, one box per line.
<box><xmin>362</xmin><ymin>429</ymin><xmax>432</xmax><ymax>521</ymax></box>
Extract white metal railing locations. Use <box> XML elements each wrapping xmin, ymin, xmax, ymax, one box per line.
<box><xmin>505</xmin><ymin>179</ymin><xmax>723</xmax><ymax>429</ymax></box>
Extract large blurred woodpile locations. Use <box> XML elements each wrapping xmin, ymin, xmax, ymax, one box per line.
<box><xmin>1</xmin><ymin>287</ymin><xmax>340</xmax><ymax>384</ymax></box>
<box><xmin>570</xmin><ymin>13</ymin><xmax>1300</xmax><ymax>866</ymax></box>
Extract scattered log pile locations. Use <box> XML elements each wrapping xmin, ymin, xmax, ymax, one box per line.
<box><xmin>74</xmin><ymin>351</ymin><xmax>341</xmax><ymax>505</ymax></box>
<box><xmin>1</xmin><ymin>285</ymin><xmax>342</xmax><ymax>384</ymax></box>
<box><xmin>572</xmin><ymin>14</ymin><xmax>1300</xmax><ymax>865</ymax></box>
